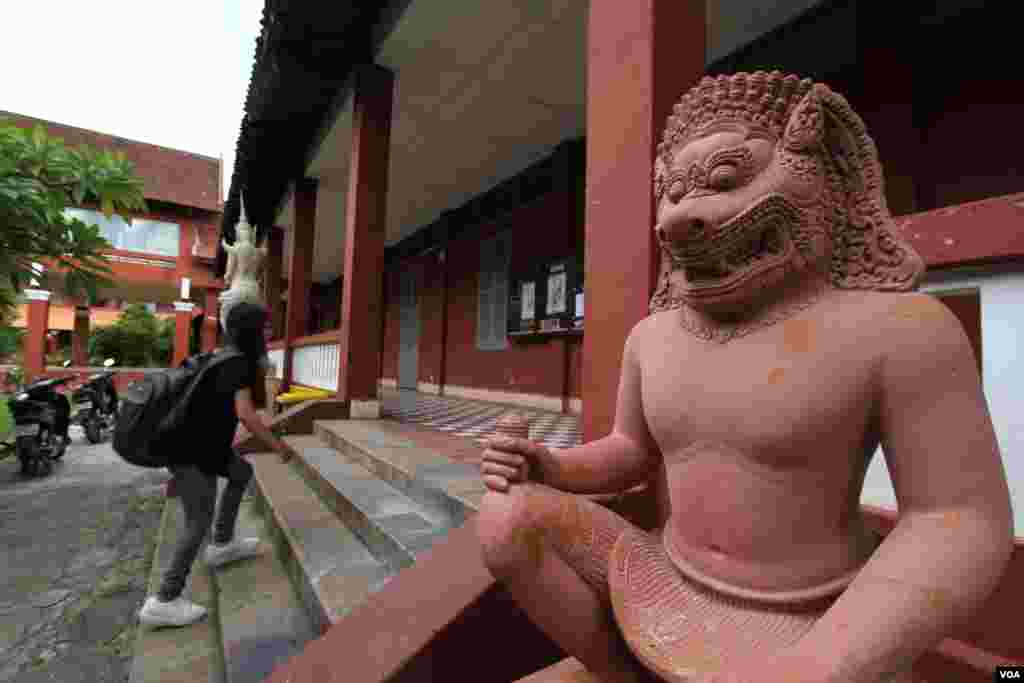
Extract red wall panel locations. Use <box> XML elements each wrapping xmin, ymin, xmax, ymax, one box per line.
<box><xmin>443</xmin><ymin>192</ymin><xmax>575</xmax><ymax>398</ymax></box>
<box><xmin>381</xmin><ymin>191</ymin><xmax>580</xmax><ymax>402</ymax></box>
<box><xmin>567</xmin><ymin>337</ymin><xmax>582</xmax><ymax>399</ymax></box>
<box><xmin>416</xmin><ymin>254</ymin><xmax>445</xmax><ymax>386</ymax></box>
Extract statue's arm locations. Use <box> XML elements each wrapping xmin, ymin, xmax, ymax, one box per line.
<box><xmin>787</xmin><ymin>295</ymin><xmax>1014</xmax><ymax>682</ymax></box>
<box><xmin>538</xmin><ymin>322</ymin><xmax>661</xmax><ymax>494</ymax></box>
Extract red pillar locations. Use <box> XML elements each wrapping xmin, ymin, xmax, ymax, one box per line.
<box><xmin>173</xmin><ymin>302</ymin><xmax>194</xmax><ymax>367</ymax></box>
<box><xmin>72</xmin><ymin>305</ymin><xmax>90</xmax><ymax>366</ymax></box>
<box><xmin>283</xmin><ymin>181</ymin><xmax>317</xmax><ymax>391</ymax></box>
<box><xmin>581</xmin><ymin>0</ymin><xmax>705</xmax><ymax>443</ymax></box>
<box><xmin>264</xmin><ymin>226</ymin><xmax>285</xmax><ymax>340</ymax></box>
<box><xmin>201</xmin><ymin>289</ymin><xmax>219</xmax><ymax>352</ymax></box>
<box><xmin>23</xmin><ymin>289</ymin><xmax>51</xmax><ymax>381</ymax></box>
<box><xmin>338</xmin><ymin>64</ymin><xmax>394</xmax><ymax>418</ymax></box>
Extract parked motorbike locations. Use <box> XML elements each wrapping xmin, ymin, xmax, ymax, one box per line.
<box><xmin>8</xmin><ymin>373</ymin><xmax>73</xmax><ymax>477</ymax></box>
<box><xmin>68</xmin><ymin>358</ymin><xmax>119</xmax><ymax>444</ymax></box>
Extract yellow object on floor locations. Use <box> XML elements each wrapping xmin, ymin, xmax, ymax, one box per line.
<box><xmin>275</xmin><ymin>387</ymin><xmax>331</xmax><ymax>410</ymax></box>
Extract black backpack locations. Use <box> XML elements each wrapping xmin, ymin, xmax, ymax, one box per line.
<box><xmin>113</xmin><ymin>350</ymin><xmax>244</xmax><ymax>468</ymax></box>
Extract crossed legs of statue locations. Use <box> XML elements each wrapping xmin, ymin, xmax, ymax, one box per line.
<box><xmin>477</xmin><ymin>483</ymin><xmax>655</xmax><ymax>683</ymax></box>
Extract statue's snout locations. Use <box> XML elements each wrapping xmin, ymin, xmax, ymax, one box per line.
<box><xmin>656</xmin><ymin>207</ymin><xmax>710</xmax><ymax>249</ymax></box>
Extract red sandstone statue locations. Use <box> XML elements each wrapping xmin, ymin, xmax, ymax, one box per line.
<box><xmin>476</xmin><ymin>73</ymin><xmax>1015</xmax><ymax>682</ymax></box>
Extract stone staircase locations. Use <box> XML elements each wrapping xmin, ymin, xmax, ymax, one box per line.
<box><xmin>129</xmin><ymin>417</ymin><xmax>557</xmax><ymax>683</ymax></box>
<box><xmin>131</xmin><ymin>412</ymin><xmax>1022</xmax><ymax>682</ymax></box>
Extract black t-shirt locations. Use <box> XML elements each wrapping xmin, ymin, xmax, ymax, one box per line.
<box><xmin>165</xmin><ymin>355</ymin><xmax>257</xmax><ymax>473</ymax></box>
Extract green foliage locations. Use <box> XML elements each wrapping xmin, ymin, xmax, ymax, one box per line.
<box><xmin>0</xmin><ymin>325</ymin><xmax>22</xmax><ymax>360</ymax></box>
<box><xmin>0</xmin><ymin>395</ymin><xmax>12</xmax><ymax>440</ymax></box>
<box><xmin>89</xmin><ymin>304</ymin><xmax>175</xmax><ymax>367</ymax></box>
<box><xmin>4</xmin><ymin>366</ymin><xmax>24</xmax><ymax>387</ymax></box>
<box><xmin>0</xmin><ymin>119</ymin><xmax>147</xmax><ymax>320</ymax></box>
<box><xmin>156</xmin><ymin>316</ymin><xmax>176</xmax><ymax>366</ymax></box>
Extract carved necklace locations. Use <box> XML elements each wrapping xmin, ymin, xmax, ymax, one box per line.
<box><xmin>677</xmin><ymin>273</ymin><xmax>832</xmax><ymax>344</ymax></box>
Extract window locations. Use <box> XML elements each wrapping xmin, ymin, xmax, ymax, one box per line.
<box><xmin>64</xmin><ymin>208</ymin><xmax>179</xmax><ymax>257</ymax></box>
<box><xmin>477</xmin><ymin>232</ymin><xmax>510</xmax><ymax>350</ymax></box>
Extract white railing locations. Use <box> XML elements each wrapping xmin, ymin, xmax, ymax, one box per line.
<box><xmin>292</xmin><ymin>342</ymin><xmax>340</xmax><ymax>391</ymax></box>
<box><xmin>267</xmin><ymin>348</ymin><xmax>285</xmax><ymax>380</ymax></box>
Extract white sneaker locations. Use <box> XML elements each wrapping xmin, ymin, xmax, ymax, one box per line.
<box><xmin>138</xmin><ymin>596</ymin><xmax>208</xmax><ymax>628</ymax></box>
<box><xmin>204</xmin><ymin>537</ymin><xmax>261</xmax><ymax>568</ymax></box>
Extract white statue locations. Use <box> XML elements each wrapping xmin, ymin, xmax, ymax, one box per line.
<box><xmin>219</xmin><ymin>196</ymin><xmax>267</xmax><ymax>332</ymax></box>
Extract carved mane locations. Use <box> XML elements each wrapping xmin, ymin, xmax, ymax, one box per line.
<box><xmin>650</xmin><ymin>74</ymin><xmax>924</xmax><ymax>316</ymax></box>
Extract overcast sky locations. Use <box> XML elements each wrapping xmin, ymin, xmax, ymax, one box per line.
<box><xmin>0</xmin><ymin>0</ymin><xmax>263</xmax><ymax>202</ymax></box>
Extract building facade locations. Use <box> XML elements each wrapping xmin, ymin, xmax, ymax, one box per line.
<box><xmin>3</xmin><ymin>111</ymin><xmax>225</xmax><ymax>376</ymax></box>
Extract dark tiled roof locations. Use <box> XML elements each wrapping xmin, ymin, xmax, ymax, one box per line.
<box><xmin>0</xmin><ymin>111</ymin><xmax>222</xmax><ymax>213</ymax></box>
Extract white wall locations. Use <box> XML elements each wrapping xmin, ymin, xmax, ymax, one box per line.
<box><xmin>861</xmin><ymin>268</ymin><xmax>1024</xmax><ymax>534</ymax></box>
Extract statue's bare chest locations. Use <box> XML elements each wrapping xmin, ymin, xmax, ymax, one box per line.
<box><xmin>639</xmin><ymin>316</ymin><xmax>878</xmax><ymax>469</ymax></box>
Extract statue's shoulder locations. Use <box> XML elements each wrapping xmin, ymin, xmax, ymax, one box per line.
<box><xmin>840</xmin><ymin>289</ymin><xmax>968</xmax><ymax>354</ymax></box>
<box><xmin>629</xmin><ymin>309</ymin><xmax>692</xmax><ymax>356</ymax></box>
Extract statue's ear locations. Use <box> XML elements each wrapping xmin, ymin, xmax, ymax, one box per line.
<box><xmin>783</xmin><ymin>89</ymin><xmax>825</xmax><ymax>154</ymax></box>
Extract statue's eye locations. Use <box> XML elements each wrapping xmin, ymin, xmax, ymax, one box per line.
<box><xmin>708</xmin><ymin>163</ymin><xmax>738</xmax><ymax>191</ymax></box>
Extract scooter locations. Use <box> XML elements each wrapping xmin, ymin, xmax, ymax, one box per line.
<box><xmin>68</xmin><ymin>358</ymin><xmax>119</xmax><ymax>444</ymax></box>
<box><xmin>8</xmin><ymin>373</ymin><xmax>73</xmax><ymax>477</ymax></box>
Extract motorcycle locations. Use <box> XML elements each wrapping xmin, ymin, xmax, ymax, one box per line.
<box><xmin>8</xmin><ymin>373</ymin><xmax>73</xmax><ymax>477</ymax></box>
<box><xmin>68</xmin><ymin>358</ymin><xmax>119</xmax><ymax>444</ymax></box>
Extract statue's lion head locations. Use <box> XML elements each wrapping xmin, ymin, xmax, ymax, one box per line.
<box><xmin>650</xmin><ymin>72</ymin><xmax>924</xmax><ymax>316</ymax></box>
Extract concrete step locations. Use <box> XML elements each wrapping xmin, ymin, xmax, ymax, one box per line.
<box><xmin>247</xmin><ymin>452</ymin><xmax>393</xmax><ymax>636</ymax></box>
<box><xmin>315</xmin><ymin>419</ymin><xmax>487</xmax><ymax>523</ymax></box>
<box><xmin>209</xmin><ymin>493</ymin><xmax>317</xmax><ymax>683</ymax></box>
<box><xmin>129</xmin><ymin>495</ymin><xmax>224</xmax><ymax>683</ymax></box>
<box><xmin>284</xmin><ymin>434</ymin><xmax>457</xmax><ymax>573</ymax></box>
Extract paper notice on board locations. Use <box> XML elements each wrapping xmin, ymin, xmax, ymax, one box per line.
<box><xmin>547</xmin><ymin>271</ymin><xmax>567</xmax><ymax>315</ymax></box>
<box><xmin>575</xmin><ymin>291</ymin><xmax>584</xmax><ymax>317</ymax></box>
<box><xmin>521</xmin><ymin>282</ymin><xmax>536</xmax><ymax>320</ymax></box>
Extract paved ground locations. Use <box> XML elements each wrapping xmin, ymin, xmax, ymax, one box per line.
<box><xmin>382</xmin><ymin>389</ymin><xmax>582</xmax><ymax>449</ymax></box>
<box><xmin>0</xmin><ymin>431</ymin><xmax>170</xmax><ymax>682</ymax></box>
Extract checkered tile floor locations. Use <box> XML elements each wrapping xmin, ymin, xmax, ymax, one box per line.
<box><xmin>381</xmin><ymin>390</ymin><xmax>582</xmax><ymax>449</ymax></box>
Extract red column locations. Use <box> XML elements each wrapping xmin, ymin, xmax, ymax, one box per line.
<box><xmin>23</xmin><ymin>289</ymin><xmax>51</xmax><ymax>381</ymax></box>
<box><xmin>283</xmin><ymin>181</ymin><xmax>317</xmax><ymax>391</ymax></box>
<box><xmin>338</xmin><ymin>63</ymin><xmax>394</xmax><ymax>418</ymax></box>
<box><xmin>581</xmin><ymin>0</ymin><xmax>705</xmax><ymax>443</ymax></box>
<box><xmin>173</xmin><ymin>302</ymin><xmax>194</xmax><ymax>366</ymax></box>
<box><xmin>72</xmin><ymin>305</ymin><xmax>90</xmax><ymax>366</ymax></box>
<box><xmin>264</xmin><ymin>226</ymin><xmax>285</xmax><ymax>340</ymax></box>
<box><xmin>201</xmin><ymin>289</ymin><xmax>219</xmax><ymax>352</ymax></box>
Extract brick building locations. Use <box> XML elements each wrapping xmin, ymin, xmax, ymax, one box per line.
<box><xmin>3</xmin><ymin>111</ymin><xmax>225</xmax><ymax>377</ymax></box>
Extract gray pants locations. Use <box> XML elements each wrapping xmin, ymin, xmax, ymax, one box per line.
<box><xmin>158</xmin><ymin>455</ymin><xmax>254</xmax><ymax>601</ymax></box>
